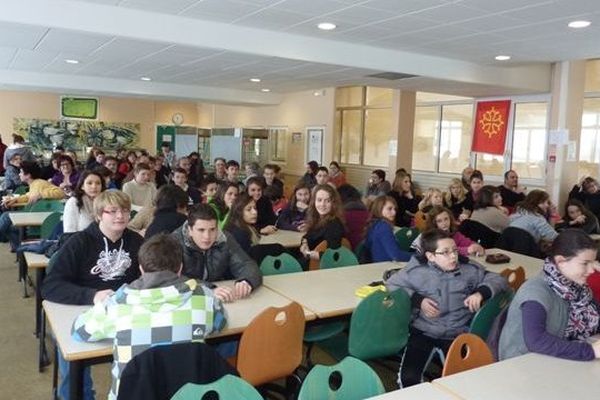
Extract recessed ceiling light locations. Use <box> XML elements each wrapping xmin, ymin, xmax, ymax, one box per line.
<box><xmin>64</xmin><ymin>59</ymin><xmax>79</xmax><ymax>64</ymax></box>
<box><xmin>317</xmin><ymin>22</ymin><xmax>337</xmax><ymax>31</ymax></box>
<box><xmin>140</xmin><ymin>77</ymin><xmax>152</xmax><ymax>81</ymax></box>
<box><xmin>261</xmin><ymin>88</ymin><xmax>271</xmax><ymax>92</ymax></box>
<box><xmin>250</xmin><ymin>78</ymin><xmax>261</xmax><ymax>83</ymax></box>
<box><xmin>313</xmin><ymin>91</ymin><xmax>322</xmax><ymax>96</ymax></box>
<box><xmin>568</xmin><ymin>20</ymin><xmax>591</xmax><ymax>28</ymax></box>
<box><xmin>495</xmin><ymin>55</ymin><xmax>511</xmax><ymax>61</ymax></box>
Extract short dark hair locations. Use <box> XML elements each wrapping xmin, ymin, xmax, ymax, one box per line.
<box><xmin>155</xmin><ymin>185</ymin><xmax>189</xmax><ymax>212</ymax></box>
<box><xmin>372</xmin><ymin>169</ymin><xmax>385</xmax><ymax>181</ymax></box>
<box><xmin>246</xmin><ymin>176</ymin><xmax>265</xmax><ymax>189</ymax></box>
<box><xmin>338</xmin><ymin>184</ymin><xmax>362</xmax><ymax>204</ymax></box>
<box><xmin>475</xmin><ymin>185</ymin><xmax>499</xmax><ymax>209</ymax></box>
<box><xmin>307</xmin><ymin>161</ymin><xmax>319</xmax><ymax>173</ymax></box>
<box><xmin>138</xmin><ymin>234</ymin><xmax>182</xmax><ymax>273</ymax></box>
<box><xmin>20</xmin><ymin>161</ymin><xmax>41</xmax><ymax>179</ymax></box>
<box><xmin>421</xmin><ymin>229</ymin><xmax>453</xmax><ymax>254</ymax></box>
<box><xmin>503</xmin><ymin>169</ymin><xmax>516</xmax><ymax>180</ymax></box>
<box><xmin>103</xmin><ymin>156</ymin><xmax>118</xmax><ymax>164</ymax></box>
<box><xmin>161</xmin><ymin>142</ymin><xmax>171</xmax><ymax>148</ymax></box>
<box><xmin>214</xmin><ymin>157</ymin><xmax>226</xmax><ymax>164</ymax></box>
<box><xmin>226</xmin><ymin>160</ymin><xmax>240</xmax><ymax>169</ymax></box>
<box><xmin>550</xmin><ymin>229</ymin><xmax>596</xmax><ymax>259</ymax></box>
<box><xmin>201</xmin><ymin>174</ymin><xmax>219</xmax><ymax>190</ymax></box>
<box><xmin>317</xmin><ymin>166</ymin><xmax>329</xmax><ymax>174</ymax></box>
<box><xmin>172</xmin><ymin>167</ymin><xmax>188</xmax><ymax>176</ymax></box>
<box><xmin>188</xmin><ymin>203</ymin><xmax>218</xmax><ymax>226</ymax></box>
<box><xmin>470</xmin><ymin>170</ymin><xmax>484</xmax><ymax>182</ymax></box>
<box><xmin>134</xmin><ymin>162</ymin><xmax>151</xmax><ymax>174</ymax></box>
<box><xmin>57</xmin><ymin>154</ymin><xmax>75</xmax><ymax>169</ymax></box>
<box><xmin>330</xmin><ymin>161</ymin><xmax>340</xmax><ymax>169</ymax></box>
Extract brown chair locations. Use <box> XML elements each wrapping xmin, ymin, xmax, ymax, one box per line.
<box><xmin>308</xmin><ymin>239</ymin><xmax>352</xmax><ymax>271</ymax></box>
<box><xmin>500</xmin><ymin>266</ymin><xmax>526</xmax><ymax>291</ymax></box>
<box><xmin>442</xmin><ymin>333</ymin><xmax>494</xmax><ymax>377</ymax></box>
<box><xmin>236</xmin><ymin>302</ymin><xmax>306</xmax><ymax>389</ymax></box>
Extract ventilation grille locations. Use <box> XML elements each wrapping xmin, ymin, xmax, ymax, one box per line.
<box><xmin>366</xmin><ymin>72</ymin><xmax>418</xmax><ymax>80</ymax></box>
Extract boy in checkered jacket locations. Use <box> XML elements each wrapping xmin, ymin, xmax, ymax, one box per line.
<box><xmin>72</xmin><ymin>233</ymin><xmax>226</xmax><ymax>400</ymax></box>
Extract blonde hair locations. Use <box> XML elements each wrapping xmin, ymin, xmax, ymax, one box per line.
<box><xmin>392</xmin><ymin>170</ymin><xmax>411</xmax><ymax>193</ymax></box>
<box><xmin>93</xmin><ymin>190</ymin><xmax>132</xmax><ymax>218</ymax></box>
<box><xmin>418</xmin><ymin>188</ymin><xmax>443</xmax><ymax>211</ymax></box>
<box><xmin>444</xmin><ymin>178</ymin><xmax>466</xmax><ymax>205</ymax></box>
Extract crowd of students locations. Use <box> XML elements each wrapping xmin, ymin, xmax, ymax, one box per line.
<box><xmin>1</xmin><ymin>132</ymin><xmax>599</xmax><ymax>398</ymax></box>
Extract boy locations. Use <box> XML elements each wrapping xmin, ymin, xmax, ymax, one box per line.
<box><xmin>172</xmin><ymin>167</ymin><xmax>201</xmax><ymax>204</ymax></box>
<box><xmin>386</xmin><ymin>229</ymin><xmax>508</xmax><ymax>387</ymax></box>
<box><xmin>72</xmin><ymin>233</ymin><xmax>226</xmax><ymax>400</ymax></box>
<box><xmin>200</xmin><ymin>174</ymin><xmax>219</xmax><ymax>203</ymax></box>
<box><xmin>122</xmin><ymin>162</ymin><xmax>157</xmax><ymax>208</ymax></box>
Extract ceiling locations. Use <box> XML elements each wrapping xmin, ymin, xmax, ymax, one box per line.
<box><xmin>0</xmin><ymin>0</ymin><xmax>599</xmax><ymax>104</ymax></box>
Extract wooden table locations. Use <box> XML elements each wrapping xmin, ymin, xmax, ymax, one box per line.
<box><xmin>259</xmin><ymin>229</ymin><xmax>304</xmax><ymax>248</ymax></box>
<box><xmin>263</xmin><ymin>262</ymin><xmax>396</xmax><ymax>318</ymax></box>
<box><xmin>433</xmin><ymin>352</ymin><xmax>600</xmax><ymax>400</ymax></box>
<box><xmin>24</xmin><ymin>252</ymin><xmax>51</xmax><ymax>371</ymax></box>
<box><xmin>367</xmin><ymin>383</ymin><xmax>458</xmax><ymax>399</ymax></box>
<box><xmin>43</xmin><ymin>284</ymin><xmax>316</xmax><ymax>399</ymax></box>
<box><xmin>470</xmin><ymin>248</ymin><xmax>543</xmax><ymax>278</ymax></box>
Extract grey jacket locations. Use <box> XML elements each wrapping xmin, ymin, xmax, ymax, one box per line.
<box><xmin>172</xmin><ymin>222</ymin><xmax>262</xmax><ymax>289</ymax></box>
<box><xmin>386</xmin><ymin>255</ymin><xmax>508</xmax><ymax>340</ymax></box>
<box><xmin>3</xmin><ymin>144</ymin><xmax>35</xmax><ymax>168</ymax></box>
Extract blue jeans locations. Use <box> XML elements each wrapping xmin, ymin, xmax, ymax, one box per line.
<box><xmin>58</xmin><ymin>351</ymin><xmax>95</xmax><ymax>400</ymax></box>
<box><xmin>0</xmin><ymin>211</ymin><xmax>20</xmax><ymax>251</ymax></box>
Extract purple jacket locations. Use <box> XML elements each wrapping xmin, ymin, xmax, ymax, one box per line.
<box><xmin>51</xmin><ymin>171</ymin><xmax>80</xmax><ymax>188</ymax></box>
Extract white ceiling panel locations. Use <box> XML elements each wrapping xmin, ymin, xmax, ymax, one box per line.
<box><xmin>363</xmin><ymin>0</ymin><xmax>450</xmax><ymax>13</ymax></box>
<box><xmin>0</xmin><ymin>47</ymin><xmax>17</xmax><ymax>68</ymax></box>
<box><xmin>120</xmin><ymin>0</ymin><xmax>198</xmax><ymax>15</ymax></box>
<box><xmin>10</xmin><ymin>49</ymin><xmax>58</xmax><ymax>71</ymax></box>
<box><xmin>35</xmin><ymin>28</ymin><xmax>112</xmax><ymax>54</ymax></box>
<box><xmin>503</xmin><ymin>0</ymin><xmax>599</xmax><ymax>20</ymax></box>
<box><xmin>305</xmin><ymin>5</ymin><xmax>392</xmax><ymax>26</ymax></box>
<box><xmin>233</xmin><ymin>8</ymin><xmax>314</xmax><ymax>29</ymax></box>
<box><xmin>183</xmin><ymin>0</ymin><xmax>265</xmax><ymax>22</ymax></box>
<box><xmin>452</xmin><ymin>14</ymin><xmax>527</xmax><ymax>33</ymax></box>
<box><xmin>372</xmin><ymin>15</ymin><xmax>439</xmax><ymax>33</ymax></box>
<box><xmin>0</xmin><ymin>22</ymin><xmax>48</xmax><ymax>50</ymax></box>
<box><xmin>87</xmin><ymin>38</ymin><xmax>170</xmax><ymax>63</ymax></box>
<box><xmin>459</xmin><ymin>0</ymin><xmax>552</xmax><ymax>13</ymax></box>
<box><xmin>412</xmin><ymin>4</ymin><xmax>487</xmax><ymax>23</ymax></box>
<box><xmin>270</xmin><ymin>0</ymin><xmax>346</xmax><ymax>16</ymax></box>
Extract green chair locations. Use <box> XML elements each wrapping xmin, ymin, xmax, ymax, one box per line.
<box><xmin>348</xmin><ymin>288</ymin><xmax>411</xmax><ymax>360</ymax></box>
<box><xmin>170</xmin><ymin>375</ymin><xmax>263</xmax><ymax>400</ymax></box>
<box><xmin>298</xmin><ymin>357</ymin><xmax>385</xmax><ymax>400</ymax></box>
<box><xmin>130</xmin><ymin>209</ymin><xmax>138</xmax><ymax>219</ymax></box>
<box><xmin>260</xmin><ymin>253</ymin><xmax>303</xmax><ymax>276</ymax></box>
<box><xmin>25</xmin><ymin>199</ymin><xmax>65</xmax><ymax>212</ymax></box>
<box><xmin>395</xmin><ymin>227</ymin><xmax>419</xmax><ymax>251</ymax></box>
<box><xmin>354</xmin><ymin>240</ymin><xmax>366</xmax><ymax>263</ymax></box>
<box><xmin>39</xmin><ymin>212</ymin><xmax>63</xmax><ymax>240</ymax></box>
<box><xmin>469</xmin><ymin>290</ymin><xmax>513</xmax><ymax>340</ymax></box>
<box><xmin>320</xmin><ymin>246</ymin><xmax>359</xmax><ymax>269</ymax></box>
<box><xmin>13</xmin><ymin>185</ymin><xmax>28</xmax><ymax>195</ymax></box>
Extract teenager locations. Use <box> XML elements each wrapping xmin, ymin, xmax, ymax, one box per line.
<box><xmin>63</xmin><ymin>171</ymin><xmax>106</xmax><ymax>233</ymax></box>
<box><xmin>122</xmin><ymin>163</ymin><xmax>157</xmax><ymax>208</ymax></box>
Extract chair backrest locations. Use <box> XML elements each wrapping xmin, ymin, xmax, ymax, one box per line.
<box><xmin>236</xmin><ymin>301</ymin><xmax>305</xmax><ymax>386</ymax></box>
<box><xmin>308</xmin><ymin>240</ymin><xmax>329</xmax><ymax>271</ymax></box>
<box><xmin>170</xmin><ymin>375</ymin><xmax>262</xmax><ymax>400</ymax></box>
<box><xmin>40</xmin><ymin>212</ymin><xmax>63</xmax><ymax>240</ymax></box>
<box><xmin>28</xmin><ymin>199</ymin><xmax>65</xmax><ymax>212</ymax></box>
<box><xmin>260</xmin><ymin>253</ymin><xmax>303</xmax><ymax>276</ymax></box>
<box><xmin>14</xmin><ymin>185</ymin><xmax>28</xmax><ymax>195</ymax></box>
<box><xmin>442</xmin><ymin>333</ymin><xmax>494</xmax><ymax>377</ymax></box>
<box><xmin>395</xmin><ymin>227</ymin><xmax>419</xmax><ymax>251</ymax></box>
<box><xmin>500</xmin><ymin>266</ymin><xmax>526</xmax><ymax>291</ymax></box>
<box><xmin>459</xmin><ymin>219</ymin><xmax>500</xmax><ymax>249</ymax></box>
<box><xmin>348</xmin><ymin>289</ymin><xmax>411</xmax><ymax>360</ymax></box>
<box><xmin>354</xmin><ymin>240</ymin><xmax>369</xmax><ymax>264</ymax></box>
<box><xmin>496</xmin><ymin>226</ymin><xmax>541</xmax><ymax>258</ymax></box>
<box><xmin>298</xmin><ymin>356</ymin><xmax>385</xmax><ymax>400</ymax></box>
<box><xmin>320</xmin><ymin>246</ymin><xmax>359</xmax><ymax>269</ymax></box>
<box><xmin>469</xmin><ymin>291</ymin><xmax>513</xmax><ymax>340</ymax></box>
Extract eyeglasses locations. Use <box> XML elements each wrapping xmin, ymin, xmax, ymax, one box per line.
<box><xmin>102</xmin><ymin>208</ymin><xmax>130</xmax><ymax>217</ymax></box>
<box><xmin>434</xmin><ymin>249</ymin><xmax>459</xmax><ymax>257</ymax></box>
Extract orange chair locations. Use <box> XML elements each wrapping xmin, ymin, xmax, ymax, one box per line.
<box><xmin>500</xmin><ymin>266</ymin><xmax>526</xmax><ymax>292</ymax></box>
<box><xmin>442</xmin><ymin>333</ymin><xmax>494</xmax><ymax>377</ymax></box>
<box><xmin>236</xmin><ymin>302</ymin><xmax>306</xmax><ymax>390</ymax></box>
<box><xmin>308</xmin><ymin>239</ymin><xmax>352</xmax><ymax>271</ymax></box>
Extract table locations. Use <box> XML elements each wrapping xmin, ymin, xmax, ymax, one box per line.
<box><xmin>433</xmin><ymin>352</ymin><xmax>600</xmax><ymax>400</ymax></box>
<box><xmin>43</xmin><ymin>284</ymin><xmax>316</xmax><ymax>399</ymax></box>
<box><xmin>470</xmin><ymin>248</ymin><xmax>543</xmax><ymax>278</ymax></box>
<box><xmin>367</xmin><ymin>383</ymin><xmax>458</xmax><ymax>399</ymax></box>
<box><xmin>259</xmin><ymin>229</ymin><xmax>304</xmax><ymax>248</ymax></box>
<box><xmin>23</xmin><ymin>252</ymin><xmax>51</xmax><ymax>370</ymax></box>
<box><xmin>263</xmin><ymin>262</ymin><xmax>396</xmax><ymax>318</ymax></box>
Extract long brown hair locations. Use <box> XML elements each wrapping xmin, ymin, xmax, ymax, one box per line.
<box><xmin>516</xmin><ymin>189</ymin><xmax>549</xmax><ymax>216</ymax></box>
<box><xmin>224</xmin><ymin>192</ymin><xmax>257</xmax><ymax>237</ymax></box>
<box><xmin>425</xmin><ymin>206</ymin><xmax>458</xmax><ymax>234</ymax></box>
<box><xmin>306</xmin><ymin>184</ymin><xmax>345</xmax><ymax>231</ymax></box>
<box><xmin>365</xmin><ymin>195</ymin><xmax>396</xmax><ymax>235</ymax></box>
<box><xmin>392</xmin><ymin>170</ymin><xmax>411</xmax><ymax>193</ymax></box>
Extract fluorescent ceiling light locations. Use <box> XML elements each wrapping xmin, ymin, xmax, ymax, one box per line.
<box><xmin>261</xmin><ymin>88</ymin><xmax>271</xmax><ymax>92</ymax></box>
<box><xmin>495</xmin><ymin>55</ymin><xmax>511</xmax><ymax>61</ymax></box>
<box><xmin>250</xmin><ymin>78</ymin><xmax>261</xmax><ymax>83</ymax></box>
<box><xmin>317</xmin><ymin>22</ymin><xmax>337</xmax><ymax>31</ymax></box>
<box><xmin>140</xmin><ymin>76</ymin><xmax>152</xmax><ymax>81</ymax></box>
<box><xmin>568</xmin><ymin>20</ymin><xmax>591</xmax><ymax>28</ymax></box>
<box><xmin>64</xmin><ymin>59</ymin><xmax>79</xmax><ymax>64</ymax></box>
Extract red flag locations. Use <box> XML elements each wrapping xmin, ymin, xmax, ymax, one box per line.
<box><xmin>471</xmin><ymin>100</ymin><xmax>511</xmax><ymax>155</ymax></box>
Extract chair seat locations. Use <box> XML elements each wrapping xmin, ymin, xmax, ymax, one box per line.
<box><xmin>304</xmin><ymin>322</ymin><xmax>347</xmax><ymax>342</ymax></box>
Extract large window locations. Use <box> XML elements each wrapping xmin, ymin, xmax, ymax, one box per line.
<box><xmin>580</xmin><ymin>98</ymin><xmax>600</xmax><ymax>178</ymax></box>
<box><xmin>335</xmin><ymin>86</ymin><xmax>393</xmax><ymax>167</ymax></box>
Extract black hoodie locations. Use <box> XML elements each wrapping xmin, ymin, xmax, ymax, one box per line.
<box><xmin>42</xmin><ymin>222</ymin><xmax>143</xmax><ymax>305</ymax></box>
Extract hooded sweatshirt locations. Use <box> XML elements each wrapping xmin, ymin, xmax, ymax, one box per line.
<box><xmin>42</xmin><ymin>222</ymin><xmax>143</xmax><ymax>305</ymax></box>
<box><xmin>3</xmin><ymin>143</ymin><xmax>35</xmax><ymax>169</ymax></box>
<box><xmin>72</xmin><ymin>271</ymin><xmax>226</xmax><ymax>400</ymax></box>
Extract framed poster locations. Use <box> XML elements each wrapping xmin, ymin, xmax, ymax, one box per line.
<box><xmin>306</xmin><ymin>127</ymin><xmax>324</xmax><ymax>165</ymax></box>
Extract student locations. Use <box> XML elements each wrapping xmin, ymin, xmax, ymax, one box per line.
<box><xmin>243</xmin><ymin>161</ymin><xmax>261</xmax><ymax>186</ymax></box>
<box><xmin>208</xmin><ymin>182</ymin><xmax>239</xmax><ymax>230</ymax></box>
<box><xmin>42</xmin><ymin>190</ymin><xmax>143</xmax><ymax>400</ymax></box>
<box><xmin>41</xmin><ymin>152</ymin><xmax>61</xmax><ymax>180</ymax></box>
<box><xmin>462</xmin><ymin>169</ymin><xmax>484</xmax><ymax>215</ymax></box>
<box><xmin>299</xmin><ymin>184</ymin><xmax>346</xmax><ymax>262</ymax></box>
<box><xmin>386</xmin><ymin>229</ymin><xmax>508</xmax><ymax>387</ymax></box>
<box><xmin>3</xmin><ymin>133</ymin><xmax>35</xmax><ymax>169</ymax></box>
<box><xmin>172</xmin><ymin>204</ymin><xmax>262</xmax><ymax>302</ymax></box>
<box><xmin>225</xmin><ymin>160</ymin><xmax>242</xmax><ymax>187</ymax></box>
<box><xmin>200</xmin><ymin>174</ymin><xmax>219</xmax><ymax>203</ymax></box>
<box><xmin>160</xmin><ymin>141</ymin><xmax>177</xmax><ymax>169</ymax></box>
<box><xmin>556</xmin><ymin>198</ymin><xmax>600</xmax><ymax>234</ymax></box>
<box><xmin>328</xmin><ymin>161</ymin><xmax>346</xmax><ymax>188</ymax></box>
<box><xmin>212</xmin><ymin>157</ymin><xmax>227</xmax><ymax>182</ymax></box>
<box><xmin>499</xmin><ymin>229</ymin><xmax>600</xmax><ymax>361</ymax></box>
<box><xmin>365</xmin><ymin>169</ymin><xmax>391</xmax><ymax>200</ymax></box>
<box><xmin>145</xmin><ymin>185</ymin><xmax>189</xmax><ymax>239</ymax></box>
<box><xmin>263</xmin><ymin>163</ymin><xmax>284</xmax><ymax>199</ymax></box>
<box><xmin>246</xmin><ymin>176</ymin><xmax>277</xmax><ymax>234</ymax></box>
<box><xmin>50</xmin><ymin>154</ymin><xmax>80</xmax><ymax>197</ymax></box>
<box><xmin>569</xmin><ymin>176</ymin><xmax>600</xmax><ymax>219</ymax></box>
<box><xmin>412</xmin><ymin>206</ymin><xmax>485</xmax><ymax>257</ymax></box>
<box><xmin>276</xmin><ymin>183</ymin><xmax>310</xmax><ymax>232</ymax></box>
<box><xmin>470</xmin><ymin>185</ymin><xmax>510</xmax><ymax>233</ymax></box>
<box><xmin>338</xmin><ymin>184</ymin><xmax>369</xmax><ymax>250</ymax></box>
<box><xmin>152</xmin><ymin>154</ymin><xmax>170</xmax><ymax>188</ymax></box>
<box><xmin>414</xmin><ymin>188</ymin><xmax>444</xmax><ymax>231</ymax></box>
<box><xmin>188</xmin><ymin>151</ymin><xmax>205</xmax><ymax>184</ymax></box>
<box><xmin>72</xmin><ymin>233</ymin><xmax>225</xmax><ymax>400</ymax></box>
<box><xmin>300</xmin><ymin>160</ymin><xmax>318</xmax><ymax>189</ymax></box>
<box><xmin>498</xmin><ymin>169</ymin><xmax>526</xmax><ymax>211</ymax></box>
<box><xmin>117</xmin><ymin>150</ymin><xmax>136</xmax><ymax>183</ymax></box>
<box><xmin>315</xmin><ymin>166</ymin><xmax>330</xmax><ymax>186</ymax></box>
<box><xmin>224</xmin><ymin>193</ymin><xmax>260</xmax><ymax>254</ymax></box>
<box><xmin>122</xmin><ymin>163</ymin><xmax>157</xmax><ymax>208</ymax></box>
<box><xmin>177</xmin><ymin>156</ymin><xmax>200</xmax><ymax>187</ymax></box>
<box><xmin>1</xmin><ymin>152</ymin><xmax>22</xmax><ymax>194</ymax></box>
<box><xmin>363</xmin><ymin>196</ymin><xmax>411</xmax><ymax>263</ymax></box>
<box><xmin>85</xmin><ymin>149</ymin><xmax>105</xmax><ymax>171</ymax></box>
<box><xmin>172</xmin><ymin>167</ymin><xmax>201</xmax><ymax>204</ymax></box>
<box><xmin>444</xmin><ymin>178</ymin><xmax>469</xmax><ymax>221</ymax></box>
<box><xmin>508</xmin><ymin>190</ymin><xmax>558</xmax><ymax>245</ymax></box>
<box><xmin>63</xmin><ymin>171</ymin><xmax>106</xmax><ymax>233</ymax></box>
<box><xmin>102</xmin><ymin>156</ymin><xmax>121</xmax><ymax>189</ymax></box>
<box><xmin>388</xmin><ymin>170</ymin><xmax>421</xmax><ymax>227</ymax></box>
<box><xmin>460</xmin><ymin>166</ymin><xmax>474</xmax><ymax>191</ymax></box>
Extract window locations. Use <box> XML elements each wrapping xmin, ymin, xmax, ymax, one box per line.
<box><xmin>335</xmin><ymin>86</ymin><xmax>393</xmax><ymax>167</ymax></box>
<box><xmin>269</xmin><ymin>127</ymin><xmax>287</xmax><ymax>162</ymax></box>
<box><xmin>580</xmin><ymin>98</ymin><xmax>600</xmax><ymax>178</ymax></box>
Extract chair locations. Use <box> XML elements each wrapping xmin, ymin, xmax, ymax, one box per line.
<box><xmin>348</xmin><ymin>289</ymin><xmax>411</xmax><ymax>361</ymax></box>
<box><xmin>170</xmin><ymin>375</ymin><xmax>262</xmax><ymax>400</ymax></box>
<box><xmin>395</xmin><ymin>227</ymin><xmax>419</xmax><ymax>251</ymax></box>
<box><xmin>459</xmin><ymin>219</ymin><xmax>500</xmax><ymax>249</ymax></box>
<box><xmin>260</xmin><ymin>253</ymin><xmax>303</xmax><ymax>276</ymax></box>
<box><xmin>469</xmin><ymin>291</ymin><xmax>513</xmax><ymax>340</ymax></box>
<box><xmin>500</xmin><ymin>266</ymin><xmax>526</xmax><ymax>291</ymax></box>
<box><xmin>13</xmin><ymin>185</ymin><xmax>28</xmax><ymax>195</ymax></box>
<box><xmin>496</xmin><ymin>226</ymin><xmax>542</xmax><ymax>258</ymax></box>
<box><xmin>298</xmin><ymin>357</ymin><xmax>385</xmax><ymax>400</ymax></box>
<box><xmin>39</xmin><ymin>212</ymin><xmax>63</xmax><ymax>240</ymax></box>
<box><xmin>26</xmin><ymin>199</ymin><xmax>65</xmax><ymax>212</ymax></box>
<box><xmin>236</xmin><ymin>302</ymin><xmax>305</xmax><ymax>393</ymax></box>
<box><xmin>442</xmin><ymin>333</ymin><xmax>494</xmax><ymax>377</ymax></box>
<box><xmin>320</xmin><ymin>246</ymin><xmax>359</xmax><ymax>269</ymax></box>
<box><xmin>308</xmin><ymin>239</ymin><xmax>353</xmax><ymax>270</ymax></box>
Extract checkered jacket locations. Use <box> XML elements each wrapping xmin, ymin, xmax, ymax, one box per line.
<box><xmin>72</xmin><ymin>276</ymin><xmax>226</xmax><ymax>400</ymax></box>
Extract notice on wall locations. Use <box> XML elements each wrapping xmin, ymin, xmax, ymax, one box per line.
<box><xmin>548</xmin><ymin>129</ymin><xmax>569</xmax><ymax>145</ymax></box>
<box><xmin>307</xmin><ymin>127</ymin><xmax>323</xmax><ymax>164</ymax></box>
<box><xmin>567</xmin><ymin>140</ymin><xmax>577</xmax><ymax>162</ymax></box>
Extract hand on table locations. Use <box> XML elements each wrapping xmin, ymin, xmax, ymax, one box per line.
<box><xmin>464</xmin><ymin>293</ymin><xmax>483</xmax><ymax>313</ymax></box>
<box><xmin>420</xmin><ymin>298</ymin><xmax>440</xmax><ymax>318</ymax></box>
<box><xmin>213</xmin><ymin>286</ymin><xmax>235</xmax><ymax>303</ymax></box>
<box><xmin>260</xmin><ymin>225</ymin><xmax>277</xmax><ymax>235</ymax></box>
<box><xmin>233</xmin><ymin>281</ymin><xmax>252</xmax><ymax>299</ymax></box>
<box><xmin>93</xmin><ymin>289</ymin><xmax>114</xmax><ymax>304</ymax></box>
<box><xmin>467</xmin><ymin>243</ymin><xmax>485</xmax><ymax>257</ymax></box>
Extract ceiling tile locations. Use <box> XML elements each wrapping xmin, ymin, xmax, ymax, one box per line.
<box><xmin>412</xmin><ymin>4</ymin><xmax>488</xmax><ymax>23</ymax></box>
<box><xmin>363</xmin><ymin>0</ymin><xmax>449</xmax><ymax>13</ymax></box>
<box><xmin>35</xmin><ymin>28</ymin><xmax>112</xmax><ymax>55</ymax></box>
<box><xmin>233</xmin><ymin>8</ymin><xmax>314</xmax><ymax>29</ymax></box>
<box><xmin>87</xmin><ymin>38</ymin><xmax>170</xmax><ymax>64</ymax></box>
<box><xmin>459</xmin><ymin>0</ymin><xmax>552</xmax><ymax>14</ymax></box>
<box><xmin>0</xmin><ymin>22</ymin><xmax>48</xmax><ymax>50</ymax></box>
<box><xmin>0</xmin><ymin>46</ymin><xmax>17</xmax><ymax>68</ymax></box>
<box><xmin>373</xmin><ymin>15</ymin><xmax>439</xmax><ymax>33</ymax></box>
<box><xmin>10</xmin><ymin>49</ymin><xmax>58</xmax><ymax>71</ymax></box>
<box><xmin>270</xmin><ymin>0</ymin><xmax>347</xmax><ymax>16</ymax></box>
<box><xmin>120</xmin><ymin>0</ymin><xmax>199</xmax><ymax>14</ymax></box>
<box><xmin>183</xmin><ymin>0</ymin><xmax>265</xmax><ymax>22</ymax></box>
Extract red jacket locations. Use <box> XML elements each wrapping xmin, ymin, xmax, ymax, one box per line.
<box><xmin>588</xmin><ymin>272</ymin><xmax>600</xmax><ymax>302</ymax></box>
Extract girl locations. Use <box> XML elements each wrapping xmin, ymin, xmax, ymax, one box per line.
<box><xmin>412</xmin><ymin>206</ymin><xmax>484</xmax><ymax>257</ymax></box>
<box><xmin>50</xmin><ymin>155</ymin><xmax>80</xmax><ymax>197</ymax></box>
<box><xmin>63</xmin><ymin>171</ymin><xmax>106</xmax><ymax>233</ymax></box>
<box><xmin>499</xmin><ymin>229</ymin><xmax>600</xmax><ymax>361</ymax></box>
<box><xmin>508</xmin><ymin>190</ymin><xmax>558</xmax><ymax>245</ymax></box>
<box><xmin>276</xmin><ymin>184</ymin><xmax>310</xmax><ymax>232</ymax></box>
<box><xmin>568</xmin><ymin>176</ymin><xmax>600</xmax><ymax>220</ymax></box>
<box><xmin>300</xmin><ymin>160</ymin><xmax>319</xmax><ymax>189</ymax></box>
<box><xmin>444</xmin><ymin>178</ymin><xmax>469</xmax><ymax>221</ymax></box>
<box><xmin>299</xmin><ymin>184</ymin><xmax>346</xmax><ymax>262</ymax></box>
<box><xmin>117</xmin><ymin>151</ymin><xmax>137</xmax><ymax>182</ymax></box>
<box><xmin>415</xmin><ymin>188</ymin><xmax>444</xmax><ymax>231</ymax></box>
<box><xmin>389</xmin><ymin>170</ymin><xmax>421</xmax><ymax>227</ymax></box>
<box><xmin>144</xmin><ymin>185</ymin><xmax>189</xmax><ymax>239</ymax></box>
<box><xmin>224</xmin><ymin>193</ymin><xmax>261</xmax><ymax>255</ymax></box>
<box><xmin>329</xmin><ymin>161</ymin><xmax>346</xmax><ymax>188</ymax></box>
<box><xmin>556</xmin><ymin>199</ymin><xmax>600</xmax><ymax>234</ymax></box>
<box><xmin>208</xmin><ymin>182</ymin><xmax>239</xmax><ymax>230</ymax></box>
<box><xmin>246</xmin><ymin>177</ymin><xmax>277</xmax><ymax>234</ymax></box>
<box><xmin>462</xmin><ymin>169</ymin><xmax>484</xmax><ymax>217</ymax></box>
<box><xmin>470</xmin><ymin>185</ymin><xmax>510</xmax><ymax>233</ymax></box>
<box><xmin>363</xmin><ymin>196</ymin><xmax>411</xmax><ymax>262</ymax></box>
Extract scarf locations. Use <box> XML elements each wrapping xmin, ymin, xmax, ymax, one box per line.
<box><xmin>543</xmin><ymin>258</ymin><xmax>600</xmax><ymax>340</ymax></box>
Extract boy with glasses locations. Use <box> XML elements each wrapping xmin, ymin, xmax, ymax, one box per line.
<box><xmin>385</xmin><ymin>229</ymin><xmax>507</xmax><ymax>388</ymax></box>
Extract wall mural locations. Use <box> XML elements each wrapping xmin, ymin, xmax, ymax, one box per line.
<box><xmin>13</xmin><ymin>118</ymin><xmax>139</xmax><ymax>153</ymax></box>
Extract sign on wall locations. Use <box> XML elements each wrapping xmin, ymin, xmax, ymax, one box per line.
<box><xmin>307</xmin><ymin>127</ymin><xmax>324</xmax><ymax>165</ymax></box>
